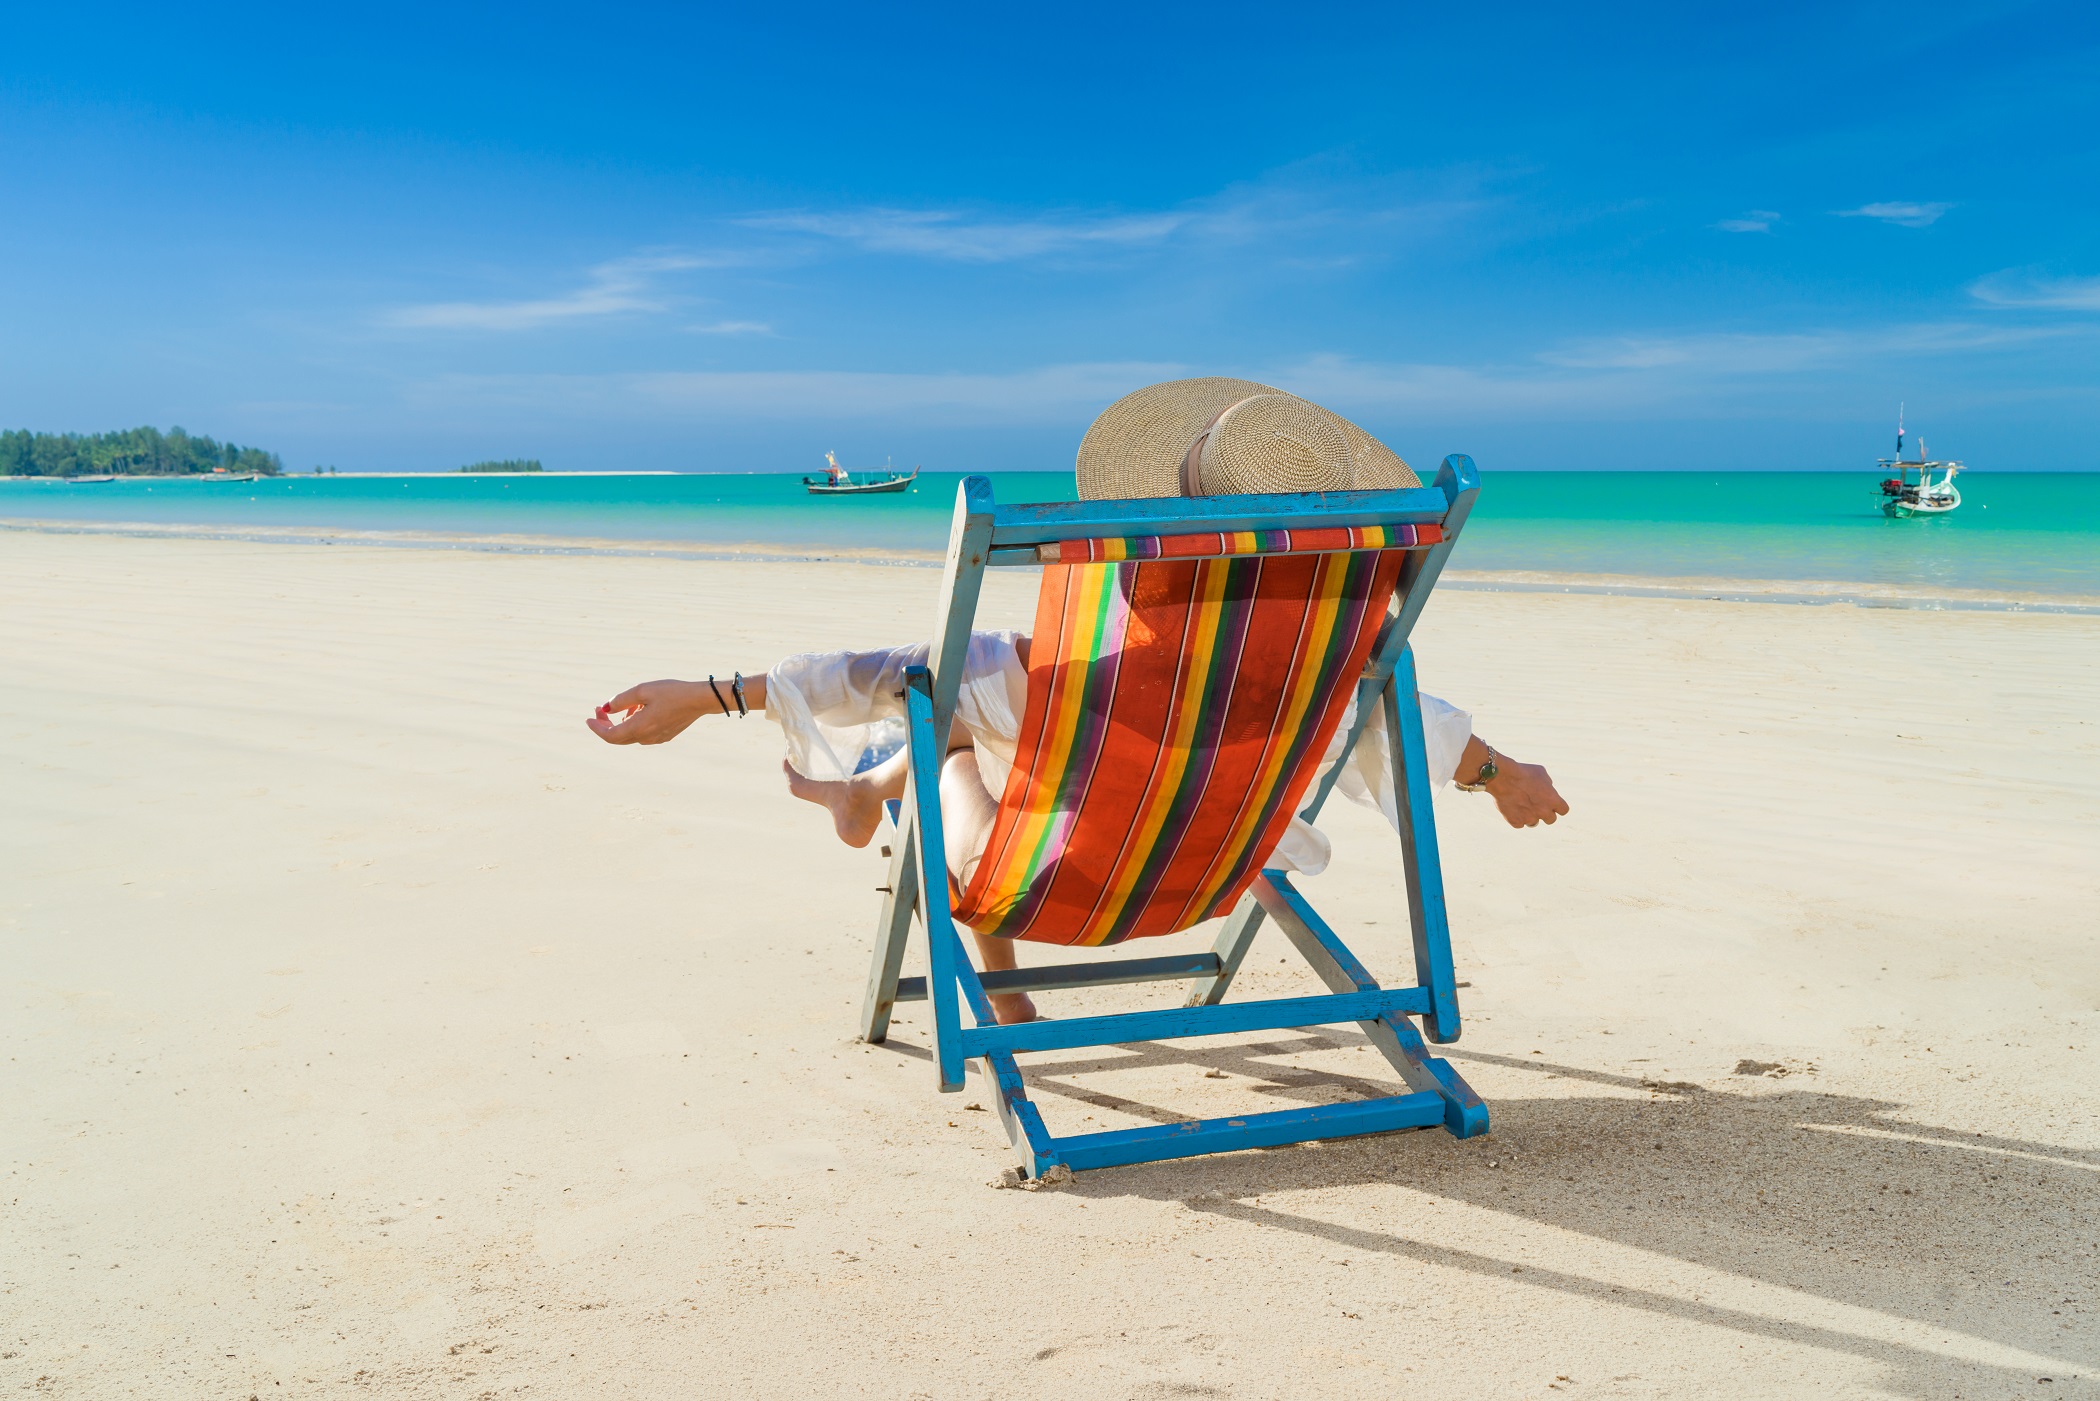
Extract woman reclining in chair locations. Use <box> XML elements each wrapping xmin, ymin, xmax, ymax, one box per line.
<box><xmin>587</xmin><ymin>380</ymin><xmax>1569</xmax><ymax>1024</ymax></box>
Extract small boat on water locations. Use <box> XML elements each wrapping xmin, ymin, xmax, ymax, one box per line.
<box><xmin>1876</xmin><ymin>408</ymin><xmax>1962</xmax><ymax>517</ymax></box>
<box><xmin>802</xmin><ymin>451</ymin><xmax>918</xmax><ymax>496</ymax></box>
<box><xmin>202</xmin><ymin>472</ymin><xmax>260</xmax><ymax>483</ymax></box>
<box><xmin>65</xmin><ymin>475</ymin><xmax>118</xmax><ymax>484</ymax></box>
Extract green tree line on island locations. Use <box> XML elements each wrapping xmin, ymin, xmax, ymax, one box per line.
<box><xmin>0</xmin><ymin>426</ymin><xmax>284</xmax><ymax>478</ymax></box>
<box><xmin>457</xmin><ymin>459</ymin><xmax>543</xmax><ymax>473</ymax></box>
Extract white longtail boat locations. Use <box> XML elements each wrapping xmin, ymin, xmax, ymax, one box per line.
<box><xmin>802</xmin><ymin>451</ymin><xmax>918</xmax><ymax>496</ymax></box>
<box><xmin>1876</xmin><ymin>407</ymin><xmax>1962</xmax><ymax>517</ymax></box>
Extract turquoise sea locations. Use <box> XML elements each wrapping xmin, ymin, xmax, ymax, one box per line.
<box><xmin>4</xmin><ymin>470</ymin><xmax>2096</xmax><ymax>600</ymax></box>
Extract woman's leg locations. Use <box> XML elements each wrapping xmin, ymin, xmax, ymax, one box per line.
<box><xmin>971</xmin><ymin>930</ymin><xmax>1036</xmax><ymax>1025</ymax></box>
<box><xmin>787</xmin><ymin>742</ymin><xmax>1036</xmax><ymax>1023</ymax></box>
<box><xmin>939</xmin><ymin>748</ymin><xmax>1036</xmax><ymax>1023</ymax></box>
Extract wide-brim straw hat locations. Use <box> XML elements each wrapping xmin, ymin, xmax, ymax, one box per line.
<box><xmin>1075</xmin><ymin>377</ymin><xmax>1417</xmax><ymax>500</ymax></box>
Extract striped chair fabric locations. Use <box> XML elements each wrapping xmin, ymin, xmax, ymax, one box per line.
<box><xmin>950</xmin><ymin>547</ymin><xmax>1407</xmax><ymax>947</ymax></box>
<box><xmin>1036</xmin><ymin>521</ymin><xmax>1440</xmax><ymax>564</ymax></box>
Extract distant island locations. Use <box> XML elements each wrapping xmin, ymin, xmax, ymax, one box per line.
<box><xmin>0</xmin><ymin>426</ymin><xmax>282</xmax><ymax>477</ymax></box>
<box><xmin>457</xmin><ymin>459</ymin><xmax>542</xmax><ymax>473</ymax></box>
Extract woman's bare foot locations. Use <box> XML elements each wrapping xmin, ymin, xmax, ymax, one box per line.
<box><xmin>989</xmin><ymin>991</ymin><xmax>1039</xmax><ymax>1025</ymax></box>
<box><xmin>782</xmin><ymin>759</ymin><xmax>889</xmax><ymax>848</ymax></box>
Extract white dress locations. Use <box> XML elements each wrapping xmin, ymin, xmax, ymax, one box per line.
<box><xmin>765</xmin><ymin>632</ymin><xmax>1473</xmax><ymax>886</ymax></box>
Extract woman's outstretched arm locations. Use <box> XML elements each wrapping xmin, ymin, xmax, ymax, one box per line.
<box><xmin>589</xmin><ymin>635</ymin><xmax>1032</xmax><ymax>750</ymax></box>
<box><xmin>586</xmin><ymin>674</ymin><xmax>769</xmax><ymax>745</ymax></box>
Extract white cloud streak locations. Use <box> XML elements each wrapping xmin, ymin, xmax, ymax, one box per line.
<box><xmin>736</xmin><ymin>176</ymin><xmax>1479</xmax><ymax>265</ymax></box>
<box><xmin>686</xmin><ymin>320</ymin><xmax>774</xmax><ymax>336</ymax></box>
<box><xmin>737</xmin><ymin>208</ymin><xmax>1187</xmax><ymax>262</ymax></box>
<box><xmin>407</xmin><ymin>362</ymin><xmax>1184</xmax><ymax>425</ymax></box>
<box><xmin>1277</xmin><ymin>321</ymin><xmax>2084</xmax><ymax>420</ymax></box>
<box><xmin>1835</xmin><ymin>201</ymin><xmax>1951</xmax><ymax>228</ymax></box>
<box><xmin>1969</xmin><ymin>270</ymin><xmax>2100</xmax><ymax>311</ymax></box>
<box><xmin>383</xmin><ymin>254</ymin><xmax>726</xmax><ymax>331</ymax></box>
<box><xmin>1535</xmin><ymin>322</ymin><xmax>2058</xmax><ymax>374</ymax></box>
<box><xmin>1715</xmin><ymin>209</ymin><xmax>1780</xmax><ymax>233</ymax></box>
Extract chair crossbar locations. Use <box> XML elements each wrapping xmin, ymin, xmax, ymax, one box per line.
<box><xmin>959</xmin><ymin>987</ymin><xmax>1431</xmax><ymax>1059</ymax></box>
<box><xmin>892</xmin><ymin>951</ymin><xmax>1223</xmax><ymax>1003</ymax></box>
<box><xmin>1049</xmin><ymin>1093</ymin><xmax>1448</xmax><ymax>1173</ymax></box>
<box><xmin>985</xmin><ymin>484</ymin><xmax>1452</xmax><ymax>548</ymax></box>
<box><xmin>984</xmin><ymin>522</ymin><xmax>1443</xmax><ymax>568</ymax></box>
<box><xmin>1252</xmin><ymin>873</ymin><xmax>1378</xmax><ymax>992</ymax></box>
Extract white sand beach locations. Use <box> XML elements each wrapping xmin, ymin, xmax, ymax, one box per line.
<box><xmin>4</xmin><ymin>529</ymin><xmax>2096</xmax><ymax>1399</ymax></box>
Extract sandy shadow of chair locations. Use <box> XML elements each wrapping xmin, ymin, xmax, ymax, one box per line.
<box><xmin>877</xmin><ymin>1028</ymin><xmax>2095</xmax><ymax>1399</ymax></box>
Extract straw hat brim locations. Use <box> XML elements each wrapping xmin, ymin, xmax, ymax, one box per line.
<box><xmin>1074</xmin><ymin>377</ymin><xmax>1416</xmax><ymax>499</ymax></box>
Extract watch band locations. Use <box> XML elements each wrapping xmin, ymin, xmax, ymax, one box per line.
<box><xmin>1455</xmin><ymin>744</ymin><xmax>1500</xmax><ymax>792</ymax></box>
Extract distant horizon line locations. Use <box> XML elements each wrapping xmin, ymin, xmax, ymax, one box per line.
<box><xmin>158</xmin><ymin>466</ymin><xmax>2100</xmax><ymax>478</ymax></box>
<box><xmin>6</xmin><ymin>465</ymin><xmax>2098</xmax><ymax>480</ymax></box>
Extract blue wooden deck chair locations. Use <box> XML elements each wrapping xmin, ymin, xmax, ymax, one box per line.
<box><xmin>860</xmin><ymin>459</ymin><xmax>1488</xmax><ymax>1179</ymax></box>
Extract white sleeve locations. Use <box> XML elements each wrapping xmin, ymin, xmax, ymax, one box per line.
<box><xmin>1324</xmin><ymin>689</ymin><xmax>1474</xmax><ymax>833</ymax></box>
<box><xmin>766</xmin><ymin>642</ymin><xmax>927</xmax><ymax>782</ymax></box>
<box><xmin>765</xmin><ymin>632</ymin><xmax>1026</xmax><ymax>785</ymax></box>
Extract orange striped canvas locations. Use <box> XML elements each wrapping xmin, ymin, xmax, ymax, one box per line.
<box><xmin>950</xmin><ymin>548</ymin><xmax>1406</xmax><ymax>947</ymax></box>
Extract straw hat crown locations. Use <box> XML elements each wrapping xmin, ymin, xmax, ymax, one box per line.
<box><xmin>1075</xmin><ymin>377</ymin><xmax>1416</xmax><ymax>500</ymax></box>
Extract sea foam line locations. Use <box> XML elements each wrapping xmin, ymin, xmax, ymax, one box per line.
<box><xmin>7</xmin><ymin>516</ymin><xmax>2098</xmax><ymax>615</ymax></box>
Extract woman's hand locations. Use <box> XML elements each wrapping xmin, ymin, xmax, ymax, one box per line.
<box><xmin>1485</xmin><ymin>758</ymin><xmax>1569</xmax><ymax>828</ymax></box>
<box><xmin>586</xmin><ymin>679</ymin><xmax>721</xmax><ymax>745</ymax></box>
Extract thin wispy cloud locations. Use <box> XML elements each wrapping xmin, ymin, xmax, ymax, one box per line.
<box><xmin>1715</xmin><ymin>209</ymin><xmax>1780</xmax><ymax>233</ymax></box>
<box><xmin>383</xmin><ymin>254</ymin><xmax>726</xmax><ymax>331</ymax></box>
<box><xmin>398</xmin><ymin>312</ymin><xmax>2090</xmax><ymax>434</ymax></box>
<box><xmin>381</xmin><ymin>175</ymin><xmax>1483</xmax><ymax>343</ymax></box>
<box><xmin>410</xmin><ymin>361</ymin><xmax>1184</xmax><ymax>424</ymax></box>
<box><xmin>738</xmin><ymin>208</ymin><xmax>1187</xmax><ymax>262</ymax></box>
<box><xmin>1276</xmin><ymin>323</ymin><xmax>2087</xmax><ymax>421</ymax></box>
<box><xmin>1835</xmin><ymin>201</ymin><xmax>1951</xmax><ymax>228</ymax></box>
<box><xmin>1537</xmin><ymin>321</ymin><xmax>2068</xmax><ymax>375</ymax></box>
<box><xmin>737</xmin><ymin>170</ymin><xmax>1482</xmax><ymax>266</ymax></box>
<box><xmin>1969</xmin><ymin>270</ymin><xmax>2100</xmax><ymax>311</ymax></box>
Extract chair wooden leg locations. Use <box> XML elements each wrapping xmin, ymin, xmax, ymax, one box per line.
<box><xmin>1386</xmin><ymin>652</ymin><xmax>1461</xmax><ymax>1043</ymax></box>
<box><xmin>946</xmin><ymin>924</ymin><xmax>1064</xmax><ymax>1176</ymax></box>
<box><xmin>1184</xmin><ymin>894</ymin><xmax>1265</xmax><ymax>1006</ymax></box>
<box><xmin>859</xmin><ymin>825</ymin><xmax>920</xmax><ymax>1044</ymax></box>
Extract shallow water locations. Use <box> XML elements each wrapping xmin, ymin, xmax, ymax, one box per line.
<box><xmin>4</xmin><ymin>469</ymin><xmax>2094</xmax><ymax>597</ymax></box>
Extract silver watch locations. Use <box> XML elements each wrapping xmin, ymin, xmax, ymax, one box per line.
<box><xmin>1454</xmin><ymin>744</ymin><xmax>1500</xmax><ymax>792</ymax></box>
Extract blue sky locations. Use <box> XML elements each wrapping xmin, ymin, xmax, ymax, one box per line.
<box><xmin>3</xmin><ymin>2</ymin><xmax>2097</xmax><ymax>472</ymax></box>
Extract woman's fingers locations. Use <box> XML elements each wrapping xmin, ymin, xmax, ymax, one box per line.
<box><xmin>586</xmin><ymin>680</ymin><xmax>714</xmax><ymax>746</ymax></box>
<box><xmin>586</xmin><ymin>682</ymin><xmax>667</xmax><ymax>743</ymax></box>
<box><xmin>587</xmin><ymin>694</ymin><xmax>659</xmax><ymax>742</ymax></box>
<box><xmin>603</xmin><ymin>683</ymin><xmax>649</xmax><ymax>713</ymax></box>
